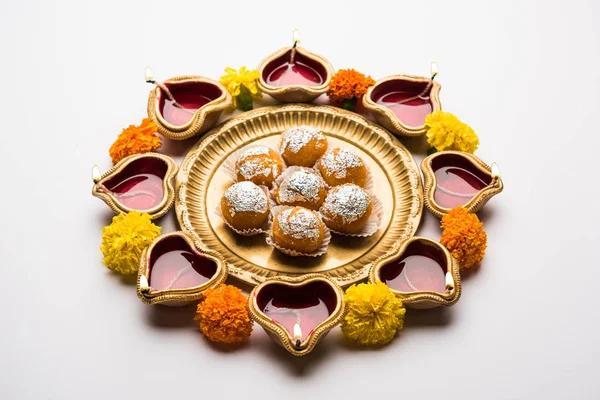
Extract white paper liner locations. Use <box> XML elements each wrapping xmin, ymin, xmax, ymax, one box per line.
<box><xmin>314</xmin><ymin>153</ymin><xmax>375</xmax><ymax>193</ymax></box>
<box><xmin>270</xmin><ymin>166</ymin><xmax>327</xmax><ymax>209</ymax></box>
<box><xmin>321</xmin><ymin>193</ymin><xmax>384</xmax><ymax>238</ymax></box>
<box><xmin>215</xmin><ymin>185</ymin><xmax>274</xmax><ymax>236</ymax></box>
<box><xmin>223</xmin><ymin>145</ymin><xmax>287</xmax><ymax>185</ymax></box>
<box><xmin>266</xmin><ymin>206</ymin><xmax>331</xmax><ymax>257</ymax></box>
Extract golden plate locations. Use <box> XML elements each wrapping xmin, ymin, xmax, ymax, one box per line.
<box><xmin>175</xmin><ymin>104</ymin><xmax>423</xmax><ymax>287</ymax></box>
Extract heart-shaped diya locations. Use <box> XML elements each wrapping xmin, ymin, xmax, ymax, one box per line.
<box><xmin>421</xmin><ymin>151</ymin><xmax>503</xmax><ymax>218</ymax></box>
<box><xmin>249</xmin><ymin>274</ymin><xmax>345</xmax><ymax>356</ymax></box>
<box><xmin>363</xmin><ymin>74</ymin><xmax>441</xmax><ymax>137</ymax></box>
<box><xmin>257</xmin><ymin>46</ymin><xmax>334</xmax><ymax>103</ymax></box>
<box><xmin>136</xmin><ymin>231</ymin><xmax>227</xmax><ymax>306</ymax></box>
<box><xmin>92</xmin><ymin>153</ymin><xmax>178</xmax><ymax>219</ymax></box>
<box><xmin>370</xmin><ymin>237</ymin><xmax>461</xmax><ymax>309</ymax></box>
<box><xmin>147</xmin><ymin>75</ymin><xmax>231</xmax><ymax>140</ymax></box>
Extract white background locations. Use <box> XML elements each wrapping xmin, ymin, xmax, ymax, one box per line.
<box><xmin>1</xmin><ymin>0</ymin><xmax>599</xmax><ymax>399</ymax></box>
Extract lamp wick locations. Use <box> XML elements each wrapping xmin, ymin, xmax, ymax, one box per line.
<box><xmin>145</xmin><ymin>66</ymin><xmax>184</xmax><ymax>109</ymax></box>
<box><xmin>290</xmin><ymin>29</ymin><xmax>300</xmax><ymax>65</ymax></box>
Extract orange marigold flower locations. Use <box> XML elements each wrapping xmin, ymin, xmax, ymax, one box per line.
<box><xmin>440</xmin><ymin>207</ymin><xmax>487</xmax><ymax>269</ymax></box>
<box><xmin>327</xmin><ymin>69</ymin><xmax>375</xmax><ymax>105</ymax></box>
<box><xmin>109</xmin><ymin>118</ymin><xmax>162</xmax><ymax>164</ymax></box>
<box><xmin>195</xmin><ymin>284</ymin><xmax>253</xmax><ymax>344</ymax></box>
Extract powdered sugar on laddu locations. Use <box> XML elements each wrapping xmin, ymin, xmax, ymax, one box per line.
<box><xmin>278</xmin><ymin>169</ymin><xmax>324</xmax><ymax>203</ymax></box>
<box><xmin>236</xmin><ymin>146</ymin><xmax>278</xmax><ymax>179</ymax></box>
<box><xmin>280</xmin><ymin>126</ymin><xmax>325</xmax><ymax>154</ymax></box>
<box><xmin>278</xmin><ymin>208</ymin><xmax>321</xmax><ymax>241</ymax></box>
<box><xmin>320</xmin><ymin>148</ymin><xmax>363</xmax><ymax>179</ymax></box>
<box><xmin>322</xmin><ymin>184</ymin><xmax>370</xmax><ymax>223</ymax></box>
<box><xmin>238</xmin><ymin>146</ymin><xmax>271</xmax><ymax>157</ymax></box>
<box><xmin>224</xmin><ymin>182</ymin><xmax>268</xmax><ymax>216</ymax></box>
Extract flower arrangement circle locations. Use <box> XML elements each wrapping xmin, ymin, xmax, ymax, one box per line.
<box><xmin>91</xmin><ymin>40</ymin><xmax>503</xmax><ymax>356</ymax></box>
<box><xmin>440</xmin><ymin>206</ymin><xmax>487</xmax><ymax>268</ymax></box>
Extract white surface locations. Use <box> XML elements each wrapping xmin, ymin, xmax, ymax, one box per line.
<box><xmin>1</xmin><ymin>0</ymin><xmax>599</xmax><ymax>399</ymax></box>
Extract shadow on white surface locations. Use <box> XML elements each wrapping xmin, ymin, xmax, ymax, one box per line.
<box><xmin>476</xmin><ymin>203</ymin><xmax>498</xmax><ymax>225</ymax></box>
<box><xmin>249</xmin><ymin>328</ymin><xmax>346</xmax><ymax>377</ymax></box>
<box><xmin>143</xmin><ymin>304</ymin><xmax>198</xmax><ymax>329</ymax></box>
<box><xmin>404</xmin><ymin>306</ymin><xmax>455</xmax><ymax>328</ymax></box>
<box><xmin>158</xmin><ymin>135</ymin><xmax>201</xmax><ymax>159</ymax></box>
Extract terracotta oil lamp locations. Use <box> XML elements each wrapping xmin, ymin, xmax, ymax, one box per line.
<box><xmin>421</xmin><ymin>151</ymin><xmax>503</xmax><ymax>218</ymax></box>
<box><xmin>136</xmin><ymin>231</ymin><xmax>227</xmax><ymax>306</ymax></box>
<box><xmin>370</xmin><ymin>237</ymin><xmax>461</xmax><ymax>309</ymax></box>
<box><xmin>249</xmin><ymin>274</ymin><xmax>345</xmax><ymax>356</ymax></box>
<box><xmin>91</xmin><ymin>153</ymin><xmax>178</xmax><ymax>220</ymax></box>
<box><xmin>145</xmin><ymin>68</ymin><xmax>232</xmax><ymax>140</ymax></box>
<box><xmin>257</xmin><ymin>30</ymin><xmax>334</xmax><ymax>103</ymax></box>
<box><xmin>363</xmin><ymin>63</ymin><xmax>441</xmax><ymax>137</ymax></box>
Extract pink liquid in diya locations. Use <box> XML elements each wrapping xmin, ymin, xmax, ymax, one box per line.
<box><xmin>434</xmin><ymin>166</ymin><xmax>488</xmax><ymax>209</ymax></box>
<box><xmin>266</xmin><ymin>62</ymin><xmax>324</xmax><ymax>87</ymax></box>
<box><xmin>258</xmin><ymin>283</ymin><xmax>336</xmax><ymax>341</ymax></box>
<box><xmin>149</xmin><ymin>237</ymin><xmax>218</xmax><ymax>291</ymax></box>
<box><xmin>106</xmin><ymin>173</ymin><xmax>164</xmax><ymax>211</ymax></box>
<box><xmin>383</xmin><ymin>255</ymin><xmax>446</xmax><ymax>293</ymax></box>
<box><xmin>161</xmin><ymin>93</ymin><xmax>212</xmax><ymax>126</ymax></box>
<box><xmin>263</xmin><ymin>298</ymin><xmax>329</xmax><ymax>341</ymax></box>
<box><xmin>376</xmin><ymin>91</ymin><xmax>433</xmax><ymax>127</ymax></box>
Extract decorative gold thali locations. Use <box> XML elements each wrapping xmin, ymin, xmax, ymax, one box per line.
<box><xmin>175</xmin><ymin>104</ymin><xmax>423</xmax><ymax>287</ymax></box>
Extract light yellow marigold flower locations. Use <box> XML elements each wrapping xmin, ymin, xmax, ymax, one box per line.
<box><xmin>341</xmin><ymin>281</ymin><xmax>406</xmax><ymax>346</ymax></box>
<box><xmin>425</xmin><ymin>111</ymin><xmax>479</xmax><ymax>153</ymax></box>
<box><xmin>219</xmin><ymin>66</ymin><xmax>262</xmax><ymax>109</ymax></box>
<box><xmin>100</xmin><ymin>212</ymin><xmax>161</xmax><ymax>275</ymax></box>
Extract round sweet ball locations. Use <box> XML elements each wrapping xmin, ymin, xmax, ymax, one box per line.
<box><xmin>318</xmin><ymin>147</ymin><xmax>367</xmax><ymax>187</ymax></box>
<box><xmin>320</xmin><ymin>184</ymin><xmax>372</xmax><ymax>234</ymax></box>
<box><xmin>235</xmin><ymin>146</ymin><xmax>283</xmax><ymax>187</ymax></box>
<box><xmin>280</xmin><ymin>126</ymin><xmax>328</xmax><ymax>167</ymax></box>
<box><xmin>274</xmin><ymin>168</ymin><xmax>327</xmax><ymax>210</ymax></box>
<box><xmin>272</xmin><ymin>207</ymin><xmax>325</xmax><ymax>253</ymax></box>
<box><xmin>221</xmin><ymin>181</ymin><xmax>269</xmax><ymax>231</ymax></box>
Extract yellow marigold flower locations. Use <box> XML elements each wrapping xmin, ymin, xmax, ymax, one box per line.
<box><xmin>425</xmin><ymin>111</ymin><xmax>479</xmax><ymax>153</ymax></box>
<box><xmin>195</xmin><ymin>284</ymin><xmax>253</xmax><ymax>344</ymax></box>
<box><xmin>440</xmin><ymin>207</ymin><xmax>487</xmax><ymax>269</ymax></box>
<box><xmin>328</xmin><ymin>69</ymin><xmax>375</xmax><ymax>105</ymax></box>
<box><xmin>100</xmin><ymin>212</ymin><xmax>161</xmax><ymax>275</ymax></box>
<box><xmin>341</xmin><ymin>281</ymin><xmax>405</xmax><ymax>346</ymax></box>
<box><xmin>109</xmin><ymin>118</ymin><xmax>162</xmax><ymax>165</ymax></box>
<box><xmin>219</xmin><ymin>66</ymin><xmax>262</xmax><ymax>110</ymax></box>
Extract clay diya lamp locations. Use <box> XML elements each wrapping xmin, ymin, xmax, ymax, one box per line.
<box><xmin>146</xmin><ymin>68</ymin><xmax>231</xmax><ymax>140</ymax></box>
<box><xmin>370</xmin><ymin>237</ymin><xmax>461</xmax><ymax>309</ymax></box>
<box><xmin>363</xmin><ymin>64</ymin><xmax>441</xmax><ymax>137</ymax></box>
<box><xmin>136</xmin><ymin>231</ymin><xmax>227</xmax><ymax>306</ymax></box>
<box><xmin>257</xmin><ymin>31</ymin><xmax>334</xmax><ymax>103</ymax></box>
<box><xmin>249</xmin><ymin>274</ymin><xmax>345</xmax><ymax>356</ymax></box>
<box><xmin>91</xmin><ymin>153</ymin><xmax>178</xmax><ymax>220</ymax></box>
<box><xmin>421</xmin><ymin>151</ymin><xmax>503</xmax><ymax>218</ymax></box>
